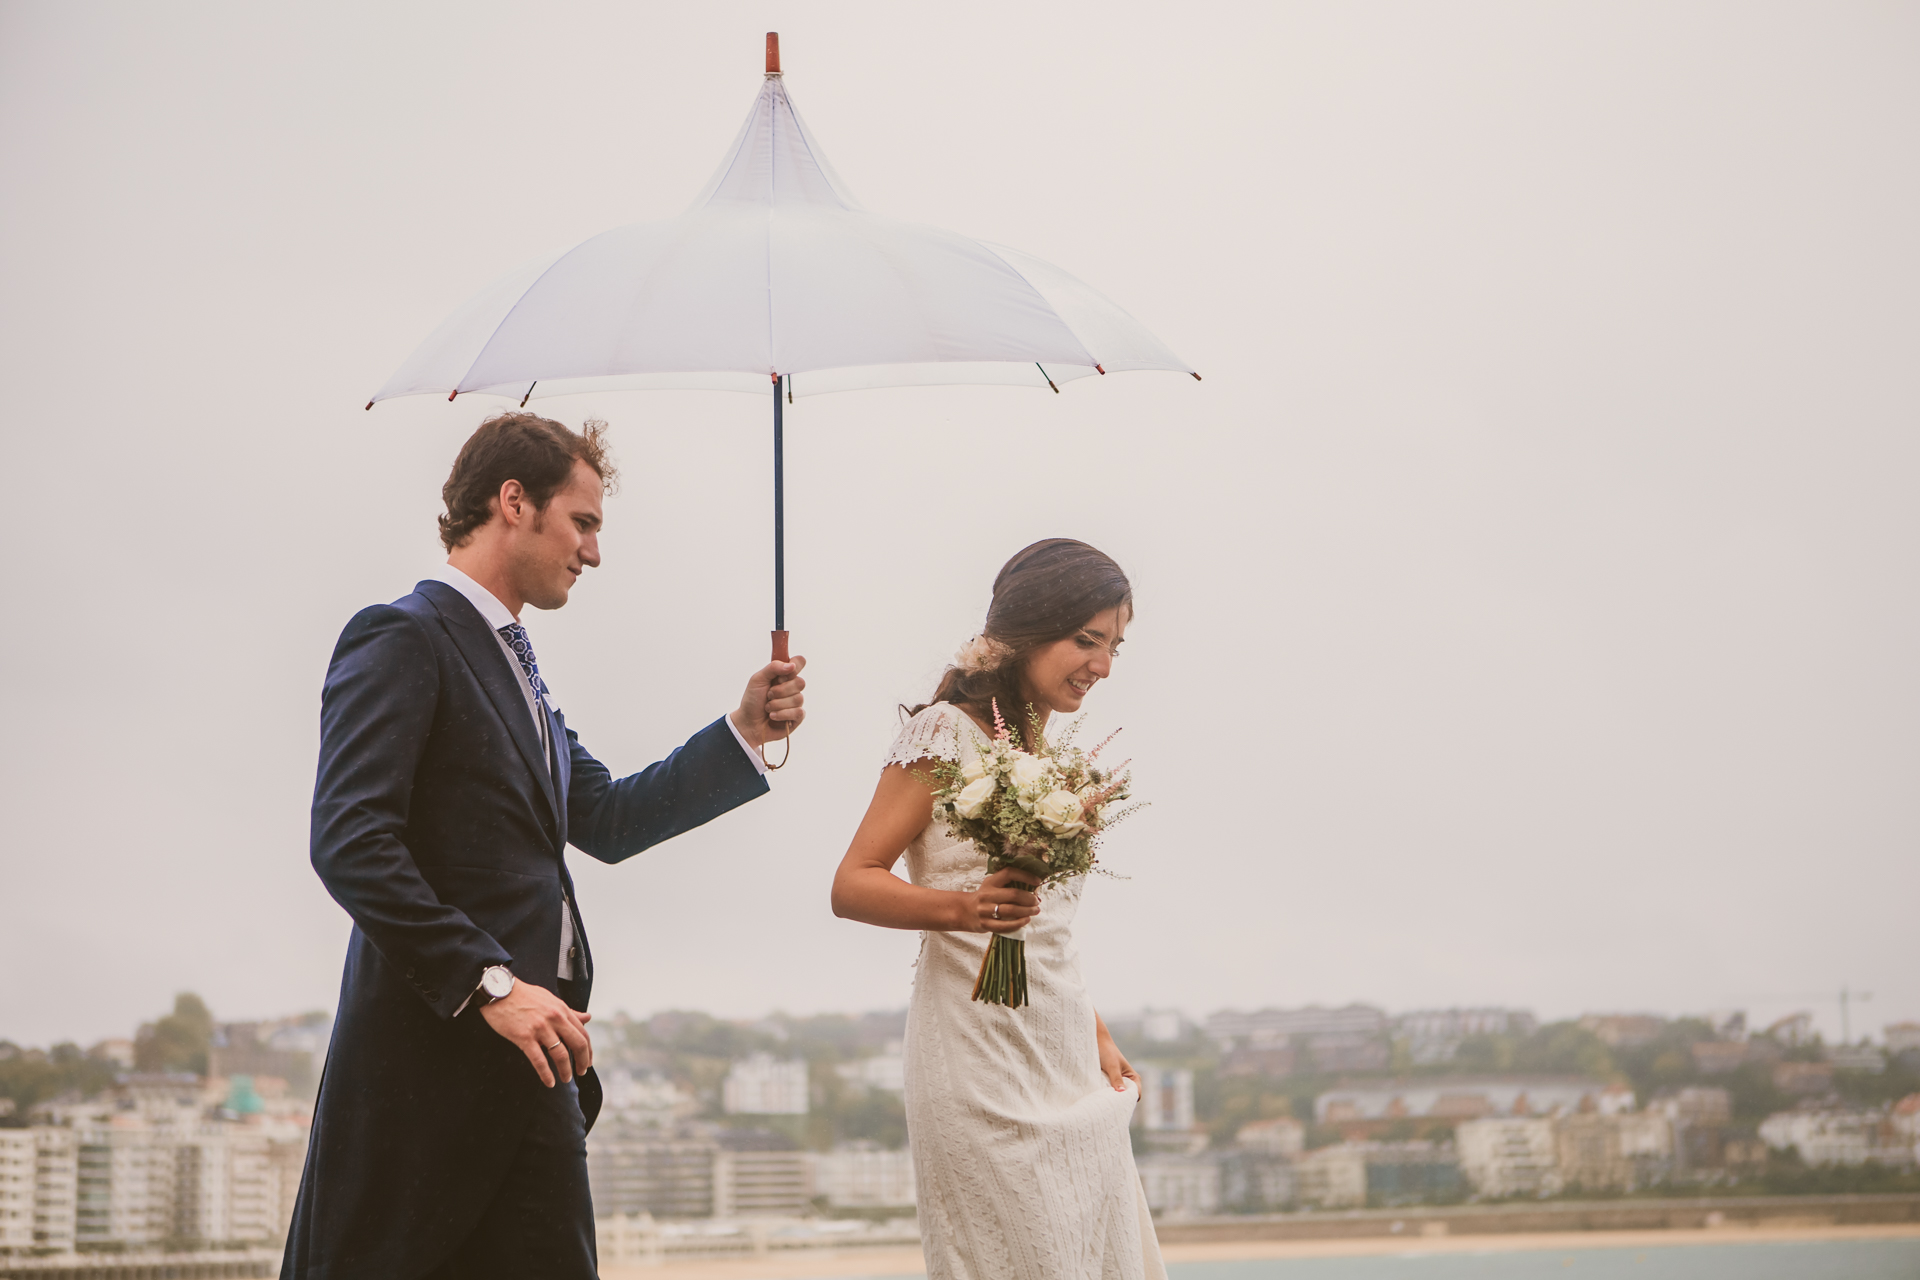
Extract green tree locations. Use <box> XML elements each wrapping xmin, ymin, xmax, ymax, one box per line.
<box><xmin>135</xmin><ymin>993</ymin><xmax>214</xmax><ymax>1075</ymax></box>
<box><xmin>0</xmin><ymin>1042</ymin><xmax>119</xmax><ymax>1121</ymax></box>
<box><xmin>1510</xmin><ymin>1022</ymin><xmax>1618</xmax><ymax>1078</ymax></box>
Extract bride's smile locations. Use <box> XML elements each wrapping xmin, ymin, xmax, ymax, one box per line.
<box><xmin>1020</xmin><ymin>606</ymin><xmax>1128</xmax><ymax>717</ymax></box>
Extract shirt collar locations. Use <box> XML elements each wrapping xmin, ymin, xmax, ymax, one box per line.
<box><xmin>428</xmin><ymin>563</ymin><xmax>518</xmax><ymax>632</ymax></box>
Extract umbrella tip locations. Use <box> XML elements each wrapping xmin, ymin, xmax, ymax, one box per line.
<box><xmin>447</xmin><ymin>390</ymin><xmax>458</xmax><ymax>401</ymax></box>
<box><xmin>766</xmin><ymin>32</ymin><xmax>781</xmax><ymax>75</ymax></box>
<box><xmin>1191</xmin><ymin>372</ymin><xmax>1203</xmax><ymax>381</ymax></box>
<box><xmin>364</xmin><ymin>399</ymin><xmax>374</xmax><ymax>411</ymax></box>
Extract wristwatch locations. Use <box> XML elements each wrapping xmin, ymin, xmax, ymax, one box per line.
<box><xmin>477</xmin><ymin>965</ymin><xmax>515</xmax><ymax>1005</ymax></box>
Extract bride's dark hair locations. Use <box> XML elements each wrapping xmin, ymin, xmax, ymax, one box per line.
<box><xmin>908</xmin><ymin>538</ymin><xmax>1133</xmax><ymax>748</ymax></box>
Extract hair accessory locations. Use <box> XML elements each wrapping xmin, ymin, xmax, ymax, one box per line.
<box><xmin>953</xmin><ymin>634</ymin><xmax>1012</xmax><ymax>673</ymax></box>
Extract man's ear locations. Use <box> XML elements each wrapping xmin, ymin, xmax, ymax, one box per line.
<box><xmin>498</xmin><ymin>479</ymin><xmax>527</xmax><ymax>526</ymax></box>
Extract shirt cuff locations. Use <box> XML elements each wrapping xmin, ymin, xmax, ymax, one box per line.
<box><xmin>725</xmin><ymin>712</ymin><xmax>770</xmax><ymax>778</ymax></box>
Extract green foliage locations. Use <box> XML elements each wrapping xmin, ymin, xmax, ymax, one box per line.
<box><xmin>1454</xmin><ymin>1022</ymin><xmax>1618</xmax><ymax>1079</ymax></box>
<box><xmin>1757</xmin><ymin>1147</ymin><xmax>1920</xmax><ymax>1196</ymax></box>
<box><xmin>135</xmin><ymin>993</ymin><xmax>214</xmax><ymax>1075</ymax></box>
<box><xmin>1199</xmin><ymin>1066</ymin><xmax>1314</xmax><ymax>1147</ymax></box>
<box><xmin>0</xmin><ymin>1042</ymin><xmax>118</xmax><ymax>1122</ymax></box>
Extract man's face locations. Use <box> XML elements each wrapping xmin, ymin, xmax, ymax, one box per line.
<box><xmin>510</xmin><ymin>459</ymin><xmax>604</xmax><ymax>611</ymax></box>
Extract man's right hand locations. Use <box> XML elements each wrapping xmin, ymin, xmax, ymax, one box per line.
<box><xmin>479</xmin><ymin>978</ymin><xmax>593</xmax><ymax>1087</ymax></box>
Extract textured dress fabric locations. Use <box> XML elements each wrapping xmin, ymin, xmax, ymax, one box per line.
<box><xmin>885</xmin><ymin>703</ymin><xmax>1166</xmax><ymax>1280</ymax></box>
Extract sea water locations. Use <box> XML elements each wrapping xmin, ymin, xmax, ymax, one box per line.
<box><xmin>1162</xmin><ymin>1239</ymin><xmax>1920</xmax><ymax>1280</ymax></box>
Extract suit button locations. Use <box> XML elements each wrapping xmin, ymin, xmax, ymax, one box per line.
<box><xmin>405</xmin><ymin>968</ymin><xmax>416</xmax><ymax>979</ymax></box>
<box><xmin>424</xmin><ymin>989</ymin><xmax>440</xmax><ymax>1002</ymax></box>
<box><xmin>568</xmin><ymin>947</ymin><xmax>579</xmax><ymax>960</ymax></box>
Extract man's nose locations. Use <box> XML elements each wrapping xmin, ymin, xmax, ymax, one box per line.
<box><xmin>580</xmin><ymin>535</ymin><xmax>601</xmax><ymax>568</ymax></box>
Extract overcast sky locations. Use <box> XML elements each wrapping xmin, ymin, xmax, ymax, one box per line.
<box><xmin>3</xmin><ymin>2</ymin><xmax>1915</xmax><ymax>1051</ymax></box>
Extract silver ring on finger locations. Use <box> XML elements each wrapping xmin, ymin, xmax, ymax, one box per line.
<box><xmin>993</xmin><ymin>904</ymin><xmax>1000</xmax><ymax>920</ymax></box>
<box><xmin>546</xmin><ymin>1042</ymin><xmax>564</xmax><ymax>1052</ymax></box>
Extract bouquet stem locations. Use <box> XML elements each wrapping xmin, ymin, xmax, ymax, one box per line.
<box><xmin>970</xmin><ymin>934</ymin><xmax>1029</xmax><ymax>1008</ymax></box>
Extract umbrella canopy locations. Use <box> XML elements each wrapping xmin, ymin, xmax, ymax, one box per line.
<box><xmin>369</xmin><ymin>39</ymin><xmax>1194</xmax><ymax>406</ymax></box>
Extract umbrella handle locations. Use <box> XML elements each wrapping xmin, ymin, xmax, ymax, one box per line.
<box><xmin>761</xmin><ymin>630</ymin><xmax>794</xmax><ymax>770</ymax></box>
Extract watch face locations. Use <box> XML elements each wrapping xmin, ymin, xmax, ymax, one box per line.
<box><xmin>483</xmin><ymin>968</ymin><xmax>513</xmax><ymax>999</ymax></box>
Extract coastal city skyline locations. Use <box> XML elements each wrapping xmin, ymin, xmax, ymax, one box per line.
<box><xmin>5</xmin><ymin>989</ymin><xmax>1916</xmax><ymax>1261</ymax></box>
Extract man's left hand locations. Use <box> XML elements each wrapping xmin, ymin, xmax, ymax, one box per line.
<box><xmin>731</xmin><ymin>656</ymin><xmax>807</xmax><ymax>747</ymax></box>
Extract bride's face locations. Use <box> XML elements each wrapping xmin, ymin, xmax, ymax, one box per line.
<box><xmin>1019</xmin><ymin>606</ymin><xmax>1128</xmax><ymax>716</ymax></box>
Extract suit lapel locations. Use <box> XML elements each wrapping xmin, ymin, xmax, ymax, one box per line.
<box><xmin>418</xmin><ymin>581</ymin><xmax>561</xmax><ymax>833</ymax></box>
<box><xmin>551</xmin><ymin>706</ymin><xmax>573</xmax><ymax>844</ymax></box>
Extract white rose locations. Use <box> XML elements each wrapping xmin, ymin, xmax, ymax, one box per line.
<box><xmin>960</xmin><ymin>751</ymin><xmax>991</xmax><ymax>785</ymax></box>
<box><xmin>1008</xmin><ymin>753</ymin><xmax>1051</xmax><ymax>793</ymax></box>
<box><xmin>1034</xmin><ymin>789</ymin><xmax>1088</xmax><ymax>837</ymax></box>
<box><xmin>953</xmin><ymin>776</ymin><xmax>997</xmax><ymax>819</ymax></box>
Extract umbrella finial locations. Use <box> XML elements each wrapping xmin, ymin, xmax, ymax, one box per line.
<box><xmin>766</xmin><ymin>32</ymin><xmax>781</xmax><ymax>76</ymax></box>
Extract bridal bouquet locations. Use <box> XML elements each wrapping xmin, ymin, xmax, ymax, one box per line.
<box><xmin>919</xmin><ymin>701</ymin><xmax>1140</xmax><ymax>1008</ymax></box>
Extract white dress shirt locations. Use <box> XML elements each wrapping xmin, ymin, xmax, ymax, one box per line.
<box><xmin>426</xmin><ymin>564</ymin><xmax>767</xmax><ymax>997</ymax></box>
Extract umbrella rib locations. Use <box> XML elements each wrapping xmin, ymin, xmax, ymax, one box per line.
<box><xmin>764</xmin><ymin>81</ymin><xmax>779</xmax><ymax>375</ymax></box>
<box><xmin>972</xmin><ymin>243</ymin><xmax>1101</xmax><ymax>370</ymax></box>
<box><xmin>444</xmin><ymin>231</ymin><xmax>624</xmax><ymax>400</ymax></box>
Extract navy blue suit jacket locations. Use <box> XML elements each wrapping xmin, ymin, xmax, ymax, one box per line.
<box><xmin>282</xmin><ymin>580</ymin><xmax>767</xmax><ymax>1280</ymax></box>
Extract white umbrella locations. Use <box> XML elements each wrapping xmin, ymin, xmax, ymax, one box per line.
<box><xmin>369</xmin><ymin>34</ymin><xmax>1196</xmax><ymax>666</ymax></box>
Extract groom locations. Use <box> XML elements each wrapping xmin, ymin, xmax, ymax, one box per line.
<box><xmin>282</xmin><ymin>412</ymin><xmax>805</xmax><ymax>1280</ymax></box>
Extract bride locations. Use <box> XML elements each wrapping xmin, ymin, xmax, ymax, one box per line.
<box><xmin>831</xmin><ymin>538</ymin><xmax>1166</xmax><ymax>1280</ymax></box>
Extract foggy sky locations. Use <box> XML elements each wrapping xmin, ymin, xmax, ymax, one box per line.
<box><xmin>3</xmin><ymin>1</ymin><xmax>1915</xmax><ymax>1051</ymax></box>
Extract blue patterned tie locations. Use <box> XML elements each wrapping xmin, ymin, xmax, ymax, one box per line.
<box><xmin>497</xmin><ymin>623</ymin><xmax>551</xmax><ymax>708</ymax></box>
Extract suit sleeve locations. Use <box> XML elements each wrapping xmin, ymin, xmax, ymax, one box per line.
<box><xmin>566</xmin><ymin>717</ymin><xmax>770</xmax><ymax>865</ymax></box>
<box><xmin>311</xmin><ymin>604</ymin><xmax>512</xmax><ymax>1017</ymax></box>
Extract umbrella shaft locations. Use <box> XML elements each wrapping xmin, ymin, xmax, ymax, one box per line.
<box><xmin>773</xmin><ymin>375</ymin><xmax>785</xmax><ymax>633</ymax></box>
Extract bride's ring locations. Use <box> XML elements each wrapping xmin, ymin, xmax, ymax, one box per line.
<box><xmin>992</xmin><ymin>904</ymin><xmax>1000</xmax><ymax>920</ymax></box>
<box><xmin>545</xmin><ymin>1042</ymin><xmax>563</xmax><ymax>1052</ymax></box>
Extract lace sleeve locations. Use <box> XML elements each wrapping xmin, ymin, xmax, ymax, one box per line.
<box><xmin>882</xmin><ymin>703</ymin><xmax>963</xmax><ymax>769</ymax></box>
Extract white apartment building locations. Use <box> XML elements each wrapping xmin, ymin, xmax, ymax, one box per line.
<box><xmin>1134</xmin><ymin>1154</ymin><xmax>1221</xmax><ymax>1216</ymax></box>
<box><xmin>809</xmin><ymin>1146</ymin><xmax>915</xmax><ymax>1209</ymax></box>
<box><xmin>833</xmin><ymin>1045</ymin><xmax>906</xmax><ymax>1094</ymax></box>
<box><xmin>1456</xmin><ymin>1118</ymin><xmax>1561</xmax><ymax>1197</ymax></box>
<box><xmin>1554</xmin><ymin>1113</ymin><xmax>1674</xmax><ymax>1192</ymax></box>
<box><xmin>30</xmin><ymin>1128</ymin><xmax>76</xmax><ymax>1252</ymax></box>
<box><xmin>1316</xmin><ymin>1077</ymin><xmax>1625</xmax><ymax>1125</ymax></box>
<box><xmin>3</xmin><ymin>1111</ymin><xmax>307</xmax><ymax>1254</ymax></box>
<box><xmin>1393</xmin><ymin>1009</ymin><xmax>1538</xmax><ymax>1064</ymax></box>
<box><xmin>711</xmin><ymin>1148</ymin><xmax>810</xmax><ymax>1218</ymax></box>
<box><xmin>1206</xmin><ymin>1005</ymin><xmax>1387</xmax><ymax>1050</ymax></box>
<box><xmin>1137</xmin><ymin>1066</ymin><xmax>1195</xmax><ymax>1133</ymax></box>
<box><xmin>1759</xmin><ymin>1109</ymin><xmax>1916</xmax><ymax>1168</ymax></box>
<box><xmin>1234</xmin><ymin>1117</ymin><xmax>1304</xmax><ymax>1159</ymax></box>
<box><xmin>76</xmin><ymin>1123</ymin><xmax>175</xmax><ymax>1247</ymax></box>
<box><xmin>1293</xmin><ymin>1144</ymin><xmax>1368</xmax><ymax>1209</ymax></box>
<box><xmin>169</xmin><ymin>1127</ymin><xmax>307</xmax><ymax>1244</ymax></box>
<box><xmin>0</xmin><ymin>1131</ymin><xmax>33</xmax><ymax>1251</ymax></box>
<box><xmin>722</xmin><ymin>1055</ymin><xmax>809</xmax><ymax>1116</ymax></box>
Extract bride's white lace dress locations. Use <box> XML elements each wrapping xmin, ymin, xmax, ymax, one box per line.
<box><xmin>885</xmin><ymin>703</ymin><xmax>1166</xmax><ymax>1280</ymax></box>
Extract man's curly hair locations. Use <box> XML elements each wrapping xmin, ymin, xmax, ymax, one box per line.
<box><xmin>439</xmin><ymin>413</ymin><xmax>618</xmax><ymax>551</ymax></box>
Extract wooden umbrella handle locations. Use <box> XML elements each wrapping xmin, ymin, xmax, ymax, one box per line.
<box><xmin>762</xmin><ymin>630</ymin><xmax>794</xmax><ymax>769</ymax></box>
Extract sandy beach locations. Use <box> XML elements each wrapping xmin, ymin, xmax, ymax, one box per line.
<box><xmin>598</xmin><ymin>1222</ymin><xmax>1920</xmax><ymax>1279</ymax></box>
